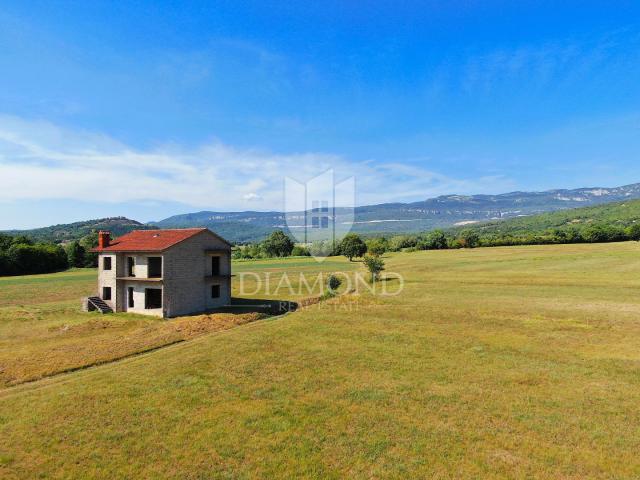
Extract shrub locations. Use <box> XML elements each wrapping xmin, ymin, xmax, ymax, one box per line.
<box><xmin>327</xmin><ymin>274</ymin><xmax>342</xmax><ymax>293</ymax></box>
<box><xmin>291</xmin><ymin>245</ymin><xmax>311</xmax><ymax>257</ymax></box>
<box><xmin>363</xmin><ymin>254</ymin><xmax>385</xmax><ymax>282</ymax></box>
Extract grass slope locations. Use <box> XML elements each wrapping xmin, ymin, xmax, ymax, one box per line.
<box><xmin>1</xmin><ymin>244</ymin><xmax>640</xmax><ymax>478</ymax></box>
<box><xmin>459</xmin><ymin>198</ymin><xmax>640</xmax><ymax>236</ymax></box>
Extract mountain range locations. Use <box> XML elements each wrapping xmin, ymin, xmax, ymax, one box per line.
<box><xmin>6</xmin><ymin>182</ymin><xmax>640</xmax><ymax>244</ymax></box>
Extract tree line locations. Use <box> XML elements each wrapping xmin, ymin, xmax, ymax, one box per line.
<box><xmin>3</xmin><ymin>219</ymin><xmax>639</xmax><ymax>277</ymax></box>
<box><xmin>232</xmin><ymin>221</ymin><xmax>640</xmax><ymax>264</ymax></box>
<box><xmin>0</xmin><ymin>232</ymin><xmax>98</xmax><ymax>276</ymax></box>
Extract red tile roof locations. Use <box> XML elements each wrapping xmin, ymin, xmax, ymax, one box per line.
<box><xmin>91</xmin><ymin>228</ymin><xmax>224</xmax><ymax>252</ymax></box>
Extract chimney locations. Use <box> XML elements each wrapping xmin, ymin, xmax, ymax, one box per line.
<box><xmin>98</xmin><ymin>231</ymin><xmax>111</xmax><ymax>249</ymax></box>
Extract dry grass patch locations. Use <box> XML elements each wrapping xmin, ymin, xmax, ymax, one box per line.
<box><xmin>0</xmin><ymin>305</ymin><xmax>264</xmax><ymax>387</ymax></box>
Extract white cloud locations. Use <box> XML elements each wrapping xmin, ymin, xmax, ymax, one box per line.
<box><xmin>0</xmin><ymin>114</ymin><xmax>515</xmax><ymax>211</ymax></box>
<box><xmin>242</xmin><ymin>192</ymin><xmax>262</xmax><ymax>202</ymax></box>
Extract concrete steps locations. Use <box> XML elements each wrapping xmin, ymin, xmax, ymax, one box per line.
<box><xmin>86</xmin><ymin>296</ymin><xmax>113</xmax><ymax>314</ymax></box>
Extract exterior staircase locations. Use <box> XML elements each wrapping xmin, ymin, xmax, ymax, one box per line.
<box><xmin>86</xmin><ymin>296</ymin><xmax>113</xmax><ymax>314</ymax></box>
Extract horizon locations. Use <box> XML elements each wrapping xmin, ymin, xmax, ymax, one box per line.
<box><xmin>6</xmin><ymin>179</ymin><xmax>640</xmax><ymax>232</ymax></box>
<box><xmin>2</xmin><ymin>2</ymin><xmax>640</xmax><ymax>228</ymax></box>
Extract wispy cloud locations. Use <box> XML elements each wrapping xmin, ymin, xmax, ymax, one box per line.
<box><xmin>0</xmin><ymin>115</ymin><xmax>514</xmax><ymax>211</ymax></box>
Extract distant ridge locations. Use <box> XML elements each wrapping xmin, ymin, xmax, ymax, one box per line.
<box><xmin>5</xmin><ymin>182</ymin><xmax>640</xmax><ymax>243</ymax></box>
<box><xmin>150</xmin><ymin>182</ymin><xmax>640</xmax><ymax>242</ymax></box>
<box><xmin>4</xmin><ymin>217</ymin><xmax>156</xmax><ymax>243</ymax></box>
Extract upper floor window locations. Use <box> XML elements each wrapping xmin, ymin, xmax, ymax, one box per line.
<box><xmin>211</xmin><ymin>256</ymin><xmax>220</xmax><ymax>276</ymax></box>
<box><xmin>148</xmin><ymin>257</ymin><xmax>162</xmax><ymax>278</ymax></box>
<box><xmin>103</xmin><ymin>257</ymin><xmax>112</xmax><ymax>271</ymax></box>
<box><xmin>127</xmin><ymin>257</ymin><xmax>135</xmax><ymax>277</ymax></box>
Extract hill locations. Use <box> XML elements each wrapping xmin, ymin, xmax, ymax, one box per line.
<box><xmin>456</xmin><ymin>198</ymin><xmax>640</xmax><ymax>238</ymax></box>
<box><xmin>152</xmin><ymin>182</ymin><xmax>640</xmax><ymax>241</ymax></box>
<box><xmin>4</xmin><ymin>217</ymin><xmax>155</xmax><ymax>243</ymax></box>
<box><xmin>7</xmin><ymin>182</ymin><xmax>640</xmax><ymax>244</ymax></box>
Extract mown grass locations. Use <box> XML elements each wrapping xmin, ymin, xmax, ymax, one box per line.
<box><xmin>1</xmin><ymin>243</ymin><xmax>640</xmax><ymax>478</ymax></box>
<box><xmin>0</xmin><ymin>258</ymin><xmax>349</xmax><ymax>387</ymax></box>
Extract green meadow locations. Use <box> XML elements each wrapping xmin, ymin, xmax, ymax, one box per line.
<box><xmin>1</xmin><ymin>243</ymin><xmax>640</xmax><ymax>478</ymax></box>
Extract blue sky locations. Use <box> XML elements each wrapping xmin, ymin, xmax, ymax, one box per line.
<box><xmin>1</xmin><ymin>1</ymin><xmax>640</xmax><ymax>228</ymax></box>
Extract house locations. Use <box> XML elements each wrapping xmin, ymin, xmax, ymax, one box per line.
<box><xmin>87</xmin><ymin>228</ymin><xmax>232</xmax><ymax>317</ymax></box>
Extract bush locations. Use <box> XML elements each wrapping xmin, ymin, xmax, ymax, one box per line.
<box><xmin>291</xmin><ymin>245</ymin><xmax>310</xmax><ymax>256</ymax></box>
<box><xmin>327</xmin><ymin>274</ymin><xmax>342</xmax><ymax>292</ymax></box>
<box><xmin>363</xmin><ymin>254</ymin><xmax>385</xmax><ymax>282</ymax></box>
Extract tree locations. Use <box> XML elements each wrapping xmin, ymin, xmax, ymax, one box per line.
<box><xmin>363</xmin><ymin>254</ymin><xmax>385</xmax><ymax>282</ymax></box>
<box><xmin>338</xmin><ymin>233</ymin><xmax>367</xmax><ymax>261</ymax></box>
<box><xmin>458</xmin><ymin>229</ymin><xmax>480</xmax><ymax>248</ymax></box>
<box><xmin>366</xmin><ymin>237</ymin><xmax>388</xmax><ymax>256</ymax></box>
<box><xmin>426</xmin><ymin>230</ymin><xmax>448</xmax><ymax>249</ymax></box>
<box><xmin>10</xmin><ymin>235</ymin><xmax>33</xmax><ymax>246</ymax></box>
<box><xmin>261</xmin><ymin>230</ymin><xmax>294</xmax><ymax>257</ymax></box>
<box><xmin>79</xmin><ymin>233</ymin><xmax>99</xmax><ymax>267</ymax></box>
<box><xmin>65</xmin><ymin>241</ymin><xmax>86</xmax><ymax>268</ymax></box>
<box><xmin>388</xmin><ymin>235</ymin><xmax>417</xmax><ymax>252</ymax></box>
<box><xmin>627</xmin><ymin>223</ymin><xmax>640</xmax><ymax>241</ymax></box>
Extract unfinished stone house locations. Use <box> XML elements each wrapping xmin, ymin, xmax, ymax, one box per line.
<box><xmin>86</xmin><ymin>228</ymin><xmax>232</xmax><ymax>317</ymax></box>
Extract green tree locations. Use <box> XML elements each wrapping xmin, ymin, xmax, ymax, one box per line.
<box><xmin>363</xmin><ymin>254</ymin><xmax>385</xmax><ymax>282</ymax></box>
<box><xmin>388</xmin><ymin>235</ymin><xmax>417</xmax><ymax>251</ymax></box>
<box><xmin>427</xmin><ymin>229</ymin><xmax>448</xmax><ymax>249</ymax></box>
<box><xmin>627</xmin><ymin>223</ymin><xmax>640</xmax><ymax>241</ymax></box>
<box><xmin>0</xmin><ymin>233</ymin><xmax>13</xmax><ymax>251</ymax></box>
<box><xmin>338</xmin><ymin>233</ymin><xmax>367</xmax><ymax>261</ymax></box>
<box><xmin>366</xmin><ymin>237</ymin><xmax>388</xmax><ymax>256</ymax></box>
<box><xmin>261</xmin><ymin>230</ymin><xmax>294</xmax><ymax>257</ymax></box>
<box><xmin>65</xmin><ymin>241</ymin><xmax>86</xmax><ymax>268</ymax></box>
<box><xmin>79</xmin><ymin>233</ymin><xmax>99</xmax><ymax>267</ymax></box>
<box><xmin>11</xmin><ymin>235</ymin><xmax>33</xmax><ymax>246</ymax></box>
<box><xmin>458</xmin><ymin>229</ymin><xmax>480</xmax><ymax>248</ymax></box>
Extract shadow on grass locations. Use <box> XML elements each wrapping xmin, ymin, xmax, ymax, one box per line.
<box><xmin>215</xmin><ymin>297</ymin><xmax>299</xmax><ymax>315</ymax></box>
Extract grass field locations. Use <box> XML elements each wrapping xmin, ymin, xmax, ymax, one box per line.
<box><xmin>1</xmin><ymin>243</ymin><xmax>640</xmax><ymax>478</ymax></box>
